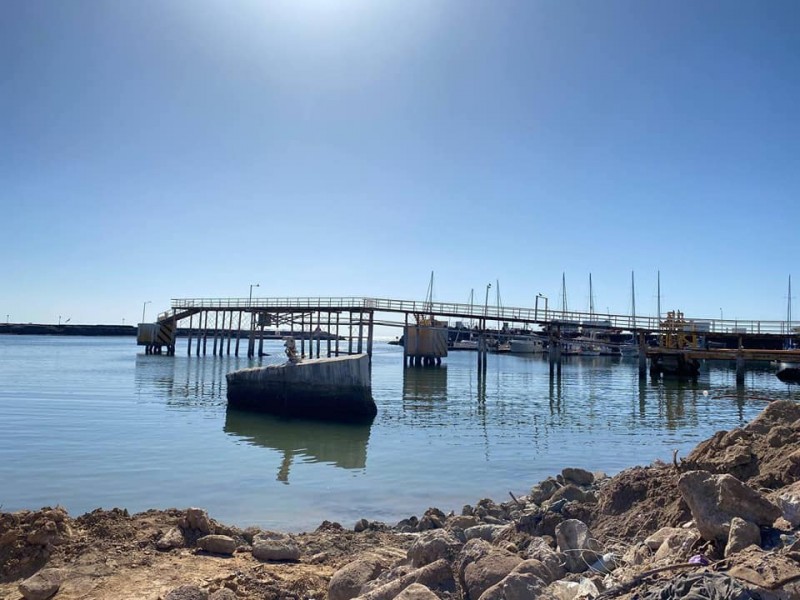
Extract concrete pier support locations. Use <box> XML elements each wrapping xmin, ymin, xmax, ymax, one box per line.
<box><xmin>187</xmin><ymin>314</ymin><xmax>194</xmax><ymax>356</ymax></box>
<box><xmin>736</xmin><ymin>351</ymin><xmax>745</xmax><ymax>385</ymax></box>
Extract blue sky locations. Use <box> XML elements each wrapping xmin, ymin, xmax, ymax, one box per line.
<box><xmin>2</xmin><ymin>0</ymin><xmax>798</xmax><ymax>326</ymax></box>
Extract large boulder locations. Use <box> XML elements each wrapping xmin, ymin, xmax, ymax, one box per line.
<box><xmin>462</xmin><ymin>549</ymin><xmax>522</xmax><ymax>600</ymax></box>
<box><xmin>562</xmin><ymin>468</ymin><xmax>594</xmax><ymax>487</ymax></box>
<box><xmin>408</xmin><ymin>529</ymin><xmax>464</xmax><ymax>568</ymax></box>
<box><xmin>354</xmin><ymin>559</ymin><xmax>454</xmax><ymax>600</ymax></box>
<box><xmin>394</xmin><ymin>583</ymin><xmax>440</xmax><ymax>600</ymax></box>
<box><xmin>251</xmin><ymin>532</ymin><xmax>300</xmax><ymax>561</ymax></box>
<box><xmin>197</xmin><ymin>535</ymin><xmax>236</xmax><ymax>556</ymax></box>
<box><xmin>554</xmin><ymin>519</ymin><xmax>601</xmax><ymax>573</ymax></box>
<box><xmin>678</xmin><ymin>471</ymin><xmax>781</xmax><ymax>542</ymax></box>
<box><xmin>523</xmin><ymin>539</ymin><xmax>566</xmax><ymax>582</ymax></box>
<box><xmin>18</xmin><ymin>568</ymin><xmax>63</xmax><ymax>600</ymax></box>
<box><xmin>329</xmin><ymin>554</ymin><xmax>386</xmax><ymax>600</ymax></box>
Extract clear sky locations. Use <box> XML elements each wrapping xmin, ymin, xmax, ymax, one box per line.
<box><xmin>2</xmin><ymin>0</ymin><xmax>799</xmax><ymax>327</ymax></box>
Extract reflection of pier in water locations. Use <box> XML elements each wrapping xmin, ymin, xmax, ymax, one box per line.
<box><xmin>402</xmin><ymin>366</ymin><xmax>448</xmax><ymax>408</ymax></box>
<box><xmin>223</xmin><ymin>409</ymin><xmax>372</xmax><ymax>483</ymax></box>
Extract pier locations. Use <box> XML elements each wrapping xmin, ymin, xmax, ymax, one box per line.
<box><xmin>139</xmin><ymin>296</ymin><xmax>800</xmax><ymax>386</ymax></box>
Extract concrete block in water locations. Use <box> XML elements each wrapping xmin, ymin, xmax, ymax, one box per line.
<box><xmin>226</xmin><ymin>354</ymin><xmax>376</xmax><ymax>421</ymax></box>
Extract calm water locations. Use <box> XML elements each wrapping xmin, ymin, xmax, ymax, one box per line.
<box><xmin>1</xmin><ymin>336</ymin><xmax>797</xmax><ymax>531</ymax></box>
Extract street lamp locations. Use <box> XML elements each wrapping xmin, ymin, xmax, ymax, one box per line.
<box><xmin>142</xmin><ymin>300</ymin><xmax>152</xmax><ymax>323</ymax></box>
<box><xmin>249</xmin><ymin>283</ymin><xmax>260</xmax><ymax>306</ymax></box>
<box><xmin>484</xmin><ymin>283</ymin><xmax>492</xmax><ymax>318</ymax></box>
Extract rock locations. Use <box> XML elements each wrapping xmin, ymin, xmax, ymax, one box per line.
<box><xmin>165</xmin><ymin>585</ymin><xmax>209</xmax><ymax>600</ymax></box>
<box><xmin>548</xmin><ymin>578</ymin><xmax>599</xmax><ymax>600</ymax></box>
<box><xmin>157</xmin><ymin>526</ymin><xmax>186</xmax><ymax>550</ymax></box>
<box><xmin>184</xmin><ymin>508</ymin><xmax>213</xmax><ymax>534</ymax></box>
<box><xmin>774</xmin><ymin>481</ymin><xmax>800</xmax><ymax>527</ymax></box>
<box><xmin>448</xmin><ymin>515</ymin><xmax>480</xmax><ymax>530</ymax></box>
<box><xmin>463</xmin><ymin>549</ymin><xmax>523</xmax><ymax>600</ymax></box>
<box><xmin>644</xmin><ymin>527</ymin><xmax>685</xmax><ymax>550</ymax></box>
<box><xmin>354</xmin><ymin>559</ymin><xmax>454</xmax><ymax>600</ymax></box>
<box><xmin>724</xmin><ymin>517</ymin><xmax>761</xmax><ymax>557</ymax></box>
<box><xmin>329</xmin><ymin>555</ymin><xmax>386</xmax><ymax>600</ymax></box>
<box><xmin>622</xmin><ymin>542</ymin><xmax>650</xmax><ymax>566</ymax></box>
<box><xmin>209</xmin><ymin>590</ymin><xmax>237</xmax><ymax>600</ymax></box>
<box><xmin>464</xmin><ymin>524</ymin><xmax>508</xmax><ymax>543</ymax></box>
<box><xmin>678</xmin><ymin>471</ymin><xmax>781</xmax><ymax>542</ymax></box>
<box><xmin>653</xmin><ymin>530</ymin><xmax>700</xmax><ymax>562</ymax></box>
<box><xmin>549</xmin><ymin>485</ymin><xmax>590</xmax><ymax>505</ymax></box>
<box><xmin>251</xmin><ymin>532</ymin><xmax>300</xmax><ymax>561</ymax></box>
<box><xmin>478</xmin><ymin>572</ymin><xmax>548</xmax><ymax>600</ymax></box>
<box><xmin>562</xmin><ymin>468</ymin><xmax>594</xmax><ymax>486</ymax></box>
<box><xmin>18</xmin><ymin>569</ymin><xmax>63</xmax><ymax>600</ymax></box>
<box><xmin>555</xmin><ymin>519</ymin><xmax>601</xmax><ymax>573</ymax></box>
<box><xmin>523</xmin><ymin>538</ymin><xmax>566</xmax><ymax>581</ymax></box>
<box><xmin>197</xmin><ymin>534</ymin><xmax>236</xmax><ymax>556</ymax></box>
<box><xmin>417</xmin><ymin>507</ymin><xmax>447</xmax><ymax>531</ymax></box>
<box><xmin>408</xmin><ymin>529</ymin><xmax>463</xmax><ymax>568</ymax></box>
<box><xmin>530</xmin><ymin>478</ymin><xmax>560</xmax><ymax>505</ymax></box>
<box><xmin>511</xmin><ymin>558</ymin><xmax>562</xmax><ymax>585</ymax></box>
<box><xmin>394</xmin><ymin>583</ymin><xmax>440</xmax><ymax>600</ymax></box>
<box><xmin>354</xmin><ymin>518</ymin><xmax>370</xmax><ymax>532</ymax></box>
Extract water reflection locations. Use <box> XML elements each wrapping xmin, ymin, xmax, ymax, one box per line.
<box><xmin>402</xmin><ymin>366</ymin><xmax>448</xmax><ymax>407</ymax></box>
<box><xmin>223</xmin><ymin>409</ymin><xmax>372</xmax><ymax>483</ymax></box>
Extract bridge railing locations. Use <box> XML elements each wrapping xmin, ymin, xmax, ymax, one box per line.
<box><xmin>165</xmin><ymin>296</ymin><xmax>796</xmax><ymax>335</ymax></box>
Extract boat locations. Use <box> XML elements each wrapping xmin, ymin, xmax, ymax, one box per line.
<box><xmin>509</xmin><ymin>336</ymin><xmax>546</xmax><ymax>354</ymax></box>
<box><xmin>777</xmin><ymin>367</ymin><xmax>800</xmax><ymax>383</ymax></box>
<box><xmin>450</xmin><ymin>339</ymin><xmax>479</xmax><ymax>351</ymax></box>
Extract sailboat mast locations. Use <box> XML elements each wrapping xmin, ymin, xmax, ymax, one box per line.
<box><xmin>589</xmin><ymin>273</ymin><xmax>594</xmax><ymax>318</ymax></box>
<box><xmin>562</xmin><ymin>272</ymin><xmax>568</xmax><ymax>313</ymax></box>
<box><xmin>631</xmin><ymin>271</ymin><xmax>637</xmax><ymax>325</ymax></box>
<box><xmin>789</xmin><ymin>275</ymin><xmax>793</xmax><ymax>327</ymax></box>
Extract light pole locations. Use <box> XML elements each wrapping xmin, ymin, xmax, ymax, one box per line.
<box><xmin>484</xmin><ymin>283</ymin><xmax>492</xmax><ymax>318</ymax></box>
<box><xmin>58</xmin><ymin>315</ymin><xmax>61</xmax><ymax>326</ymax></box>
<box><xmin>249</xmin><ymin>283</ymin><xmax>260</xmax><ymax>306</ymax></box>
<box><xmin>142</xmin><ymin>300</ymin><xmax>151</xmax><ymax>323</ymax></box>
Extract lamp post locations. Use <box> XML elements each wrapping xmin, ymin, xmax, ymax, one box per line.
<box><xmin>58</xmin><ymin>315</ymin><xmax>61</xmax><ymax>326</ymax></box>
<box><xmin>142</xmin><ymin>301</ymin><xmax>151</xmax><ymax>323</ymax></box>
<box><xmin>484</xmin><ymin>283</ymin><xmax>492</xmax><ymax>318</ymax></box>
<box><xmin>249</xmin><ymin>283</ymin><xmax>260</xmax><ymax>306</ymax></box>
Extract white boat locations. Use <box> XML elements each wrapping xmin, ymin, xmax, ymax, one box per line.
<box><xmin>450</xmin><ymin>339</ymin><xmax>479</xmax><ymax>351</ymax></box>
<box><xmin>509</xmin><ymin>336</ymin><xmax>546</xmax><ymax>354</ymax></box>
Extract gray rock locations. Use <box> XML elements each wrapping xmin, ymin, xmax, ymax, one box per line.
<box><xmin>164</xmin><ymin>585</ymin><xmax>209</xmax><ymax>600</ymax></box>
<box><xmin>354</xmin><ymin>518</ymin><xmax>369</xmax><ymax>532</ymax></box>
<box><xmin>555</xmin><ymin>519</ymin><xmax>601</xmax><ymax>573</ymax></box>
<box><xmin>448</xmin><ymin>515</ymin><xmax>480</xmax><ymax>530</ymax></box>
<box><xmin>562</xmin><ymin>468</ymin><xmax>594</xmax><ymax>486</ymax></box>
<box><xmin>774</xmin><ymin>481</ymin><xmax>800</xmax><ymax>527</ymax></box>
<box><xmin>252</xmin><ymin>532</ymin><xmax>300</xmax><ymax>561</ymax></box>
<box><xmin>530</xmin><ymin>478</ymin><xmax>560</xmax><ymax>505</ymax></box>
<box><xmin>197</xmin><ymin>534</ymin><xmax>236</xmax><ymax>556</ymax></box>
<box><xmin>463</xmin><ymin>550</ymin><xmax>522</xmax><ymax>600</ymax></box>
<box><xmin>184</xmin><ymin>508</ymin><xmax>213</xmax><ymax>534</ymax></box>
<box><xmin>18</xmin><ymin>569</ymin><xmax>63</xmax><ymax>600</ymax></box>
<box><xmin>157</xmin><ymin>526</ymin><xmax>186</xmax><ymax>551</ymax></box>
<box><xmin>328</xmin><ymin>555</ymin><xmax>385</xmax><ymax>600</ymax></box>
<box><xmin>209</xmin><ymin>590</ymin><xmax>237</xmax><ymax>600</ymax></box>
<box><xmin>725</xmin><ymin>517</ymin><xmax>761</xmax><ymax>557</ymax></box>
<box><xmin>644</xmin><ymin>527</ymin><xmax>685</xmax><ymax>550</ymax></box>
<box><xmin>354</xmin><ymin>559</ymin><xmax>454</xmax><ymax>600</ymax></box>
<box><xmin>408</xmin><ymin>529</ymin><xmax>463</xmax><ymax>568</ymax></box>
<box><xmin>653</xmin><ymin>530</ymin><xmax>700</xmax><ymax>562</ymax></box>
<box><xmin>464</xmin><ymin>524</ymin><xmax>508</xmax><ymax>543</ymax></box>
<box><xmin>511</xmin><ymin>558</ymin><xmax>562</xmax><ymax>585</ymax></box>
<box><xmin>523</xmin><ymin>539</ymin><xmax>566</xmax><ymax>582</ymax></box>
<box><xmin>394</xmin><ymin>583</ymin><xmax>440</xmax><ymax>600</ymax></box>
<box><xmin>478</xmin><ymin>572</ymin><xmax>548</xmax><ymax>600</ymax></box>
<box><xmin>549</xmin><ymin>485</ymin><xmax>589</xmax><ymax>505</ymax></box>
<box><xmin>678</xmin><ymin>471</ymin><xmax>781</xmax><ymax>542</ymax></box>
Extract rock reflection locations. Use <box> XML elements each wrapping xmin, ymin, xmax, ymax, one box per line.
<box><xmin>223</xmin><ymin>409</ymin><xmax>372</xmax><ymax>483</ymax></box>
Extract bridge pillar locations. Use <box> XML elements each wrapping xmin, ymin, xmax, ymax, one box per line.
<box><xmin>736</xmin><ymin>351</ymin><xmax>745</xmax><ymax>385</ymax></box>
<box><xmin>638</xmin><ymin>331</ymin><xmax>647</xmax><ymax>379</ymax></box>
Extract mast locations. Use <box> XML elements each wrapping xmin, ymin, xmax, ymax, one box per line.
<box><xmin>631</xmin><ymin>271</ymin><xmax>637</xmax><ymax>327</ymax></box>
<box><xmin>589</xmin><ymin>273</ymin><xmax>594</xmax><ymax>318</ymax></box>
<box><xmin>469</xmin><ymin>288</ymin><xmax>474</xmax><ymax>329</ymax></box>
<box><xmin>562</xmin><ymin>272</ymin><xmax>568</xmax><ymax>313</ymax></box>
<box><xmin>788</xmin><ymin>275</ymin><xmax>793</xmax><ymax>347</ymax></box>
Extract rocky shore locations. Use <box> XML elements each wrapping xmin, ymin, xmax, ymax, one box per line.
<box><xmin>2</xmin><ymin>400</ymin><xmax>800</xmax><ymax>600</ymax></box>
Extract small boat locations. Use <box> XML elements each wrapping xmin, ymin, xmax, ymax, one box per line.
<box><xmin>450</xmin><ymin>339</ymin><xmax>479</xmax><ymax>351</ymax></box>
<box><xmin>777</xmin><ymin>367</ymin><xmax>800</xmax><ymax>383</ymax></box>
<box><xmin>509</xmin><ymin>336</ymin><xmax>546</xmax><ymax>354</ymax></box>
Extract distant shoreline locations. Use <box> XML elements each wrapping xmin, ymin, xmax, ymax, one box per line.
<box><xmin>0</xmin><ymin>323</ymin><xmax>137</xmax><ymax>336</ymax></box>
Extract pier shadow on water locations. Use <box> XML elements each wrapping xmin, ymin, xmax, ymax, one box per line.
<box><xmin>223</xmin><ymin>409</ymin><xmax>372</xmax><ymax>484</ymax></box>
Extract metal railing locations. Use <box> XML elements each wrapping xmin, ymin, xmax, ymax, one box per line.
<box><xmin>160</xmin><ymin>296</ymin><xmax>797</xmax><ymax>336</ymax></box>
